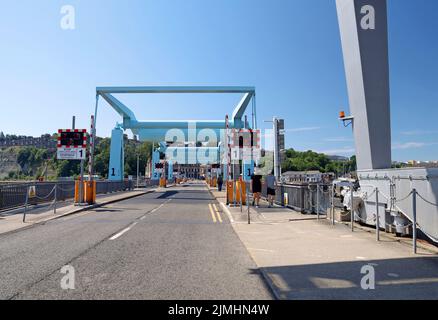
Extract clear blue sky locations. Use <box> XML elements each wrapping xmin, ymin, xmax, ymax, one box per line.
<box><xmin>0</xmin><ymin>0</ymin><xmax>437</xmax><ymax>161</ymax></box>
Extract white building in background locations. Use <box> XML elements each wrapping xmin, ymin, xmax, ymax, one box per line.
<box><xmin>282</xmin><ymin>171</ymin><xmax>335</xmax><ymax>184</ymax></box>
<box><xmin>407</xmin><ymin>160</ymin><xmax>438</xmax><ymax>168</ymax></box>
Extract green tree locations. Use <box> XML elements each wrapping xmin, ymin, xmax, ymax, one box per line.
<box><xmin>280</xmin><ymin>148</ymin><xmax>356</xmax><ymax>177</ymax></box>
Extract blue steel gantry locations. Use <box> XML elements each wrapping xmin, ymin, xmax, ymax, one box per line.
<box><xmin>95</xmin><ymin>86</ymin><xmax>257</xmax><ymax>182</ymax></box>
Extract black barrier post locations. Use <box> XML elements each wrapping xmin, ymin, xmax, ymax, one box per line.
<box><xmin>23</xmin><ymin>186</ymin><xmax>29</xmax><ymax>223</ymax></box>
<box><xmin>54</xmin><ymin>184</ymin><xmax>57</xmax><ymax>214</ymax></box>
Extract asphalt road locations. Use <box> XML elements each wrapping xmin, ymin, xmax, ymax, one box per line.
<box><xmin>0</xmin><ymin>183</ymin><xmax>272</xmax><ymax>300</ymax></box>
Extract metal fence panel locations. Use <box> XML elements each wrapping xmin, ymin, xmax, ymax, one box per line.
<box><xmin>260</xmin><ymin>182</ymin><xmax>331</xmax><ymax>214</ymax></box>
<box><xmin>0</xmin><ymin>179</ymin><xmax>138</xmax><ymax>212</ymax></box>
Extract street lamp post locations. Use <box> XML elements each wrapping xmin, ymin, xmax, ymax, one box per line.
<box><xmin>137</xmin><ymin>153</ymin><xmax>140</xmax><ymax>189</ymax></box>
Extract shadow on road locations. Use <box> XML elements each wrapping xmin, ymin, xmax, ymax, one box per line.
<box><xmin>263</xmin><ymin>256</ymin><xmax>438</xmax><ymax>300</ymax></box>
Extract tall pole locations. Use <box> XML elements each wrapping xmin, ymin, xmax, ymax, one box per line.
<box><xmin>316</xmin><ymin>184</ymin><xmax>320</xmax><ymax>221</ymax></box>
<box><xmin>79</xmin><ymin>158</ymin><xmax>84</xmax><ymax>203</ymax></box>
<box><xmin>251</xmin><ymin>96</ymin><xmax>255</xmax><ymax>129</ymax></box>
<box><xmin>376</xmin><ymin>187</ymin><xmax>380</xmax><ymax>241</ymax></box>
<box><xmin>72</xmin><ymin>116</ymin><xmax>84</xmax><ymax>205</ymax></box>
<box><xmin>89</xmin><ymin>95</ymin><xmax>99</xmax><ymax>183</ymax></box>
<box><xmin>273</xmin><ymin>117</ymin><xmax>279</xmax><ymax>179</ymax></box>
<box><xmin>331</xmin><ymin>183</ymin><xmax>335</xmax><ymax>225</ymax></box>
<box><xmin>412</xmin><ymin>188</ymin><xmax>417</xmax><ymax>254</ymax></box>
<box><xmin>88</xmin><ymin>115</ymin><xmax>95</xmax><ymax>181</ymax></box>
<box><xmin>225</xmin><ymin>115</ymin><xmax>231</xmax><ymax>205</ymax></box>
<box><xmin>252</xmin><ymin>93</ymin><xmax>257</xmax><ymax>130</ymax></box>
<box><xmin>351</xmin><ymin>183</ymin><xmax>354</xmax><ymax>232</ymax></box>
<box><xmin>137</xmin><ymin>153</ymin><xmax>140</xmax><ymax>189</ymax></box>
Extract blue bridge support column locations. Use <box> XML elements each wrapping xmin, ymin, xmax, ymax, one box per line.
<box><xmin>109</xmin><ymin>126</ymin><xmax>124</xmax><ymax>181</ymax></box>
<box><xmin>168</xmin><ymin>161</ymin><xmax>174</xmax><ymax>181</ymax></box>
<box><xmin>243</xmin><ymin>160</ymin><xmax>254</xmax><ymax>182</ymax></box>
<box><xmin>151</xmin><ymin>150</ymin><xmax>161</xmax><ymax>181</ymax></box>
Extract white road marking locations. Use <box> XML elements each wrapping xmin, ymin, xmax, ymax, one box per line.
<box><xmin>150</xmin><ymin>199</ymin><xmax>172</xmax><ymax>214</ymax></box>
<box><xmin>109</xmin><ymin>222</ymin><xmax>138</xmax><ymax>240</ymax></box>
<box><xmin>109</xmin><ymin>198</ymin><xmax>172</xmax><ymax>241</ymax></box>
<box><xmin>378</xmin><ymin>277</ymin><xmax>438</xmax><ymax>286</ymax></box>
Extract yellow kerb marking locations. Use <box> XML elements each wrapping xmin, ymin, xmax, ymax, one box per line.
<box><xmin>208</xmin><ymin>203</ymin><xmax>217</xmax><ymax>223</ymax></box>
<box><xmin>212</xmin><ymin>203</ymin><xmax>222</xmax><ymax>223</ymax></box>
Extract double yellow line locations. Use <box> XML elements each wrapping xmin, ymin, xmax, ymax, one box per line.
<box><xmin>208</xmin><ymin>203</ymin><xmax>223</xmax><ymax>223</ymax></box>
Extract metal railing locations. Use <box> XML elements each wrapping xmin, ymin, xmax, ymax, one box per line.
<box><xmin>261</xmin><ymin>182</ymin><xmax>332</xmax><ymax>215</ymax></box>
<box><xmin>0</xmin><ymin>180</ymin><xmax>135</xmax><ymax>212</ymax></box>
<box><xmin>248</xmin><ymin>180</ymin><xmax>438</xmax><ymax>255</ymax></box>
<box><xmin>328</xmin><ymin>184</ymin><xmax>438</xmax><ymax>254</ymax></box>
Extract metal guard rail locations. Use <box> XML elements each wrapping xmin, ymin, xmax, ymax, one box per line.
<box><xmin>0</xmin><ymin>180</ymin><xmax>136</xmax><ymax>212</ymax></box>
<box><xmin>260</xmin><ymin>182</ymin><xmax>332</xmax><ymax>214</ymax></box>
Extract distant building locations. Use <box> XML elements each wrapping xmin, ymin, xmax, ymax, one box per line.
<box><xmin>327</xmin><ymin>155</ymin><xmax>350</xmax><ymax>162</ymax></box>
<box><xmin>282</xmin><ymin>171</ymin><xmax>335</xmax><ymax>184</ymax></box>
<box><xmin>175</xmin><ymin>164</ymin><xmax>202</xmax><ymax>179</ymax></box>
<box><xmin>407</xmin><ymin>160</ymin><xmax>438</xmax><ymax>168</ymax></box>
<box><xmin>0</xmin><ymin>134</ymin><xmax>56</xmax><ymax>150</ymax></box>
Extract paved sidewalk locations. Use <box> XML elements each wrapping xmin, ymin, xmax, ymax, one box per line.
<box><xmin>0</xmin><ymin>188</ymin><xmax>156</xmax><ymax>235</ymax></box>
<box><xmin>209</xmin><ymin>187</ymin><xmax>438</xmax><ymax>300</ymax></box>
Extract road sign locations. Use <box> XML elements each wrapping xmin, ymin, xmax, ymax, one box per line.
<box><xmin>58</xmin><ymin>129</ymin><xmax>87</xmax><ymax>148</ymax></box>
<box><xmin>57</xmin><ymin>147</ymin><xmax>86</xmax><ymax>160</ymax></box>
<box><xmin>57</xmin><ymin>129</ymin><xmax>87</xmax><ymax>160</ymax></box>
<box><xmin>231</xmin><ymin>147</ymin><xmax>261</xmax><ymax>162</ymax></box>
<box><xmin>276</xmin><ymin>119</ymin><xmax>285</xmax><ymax>151</ymax></box>
<box><xmin>155</xmin><ymin>163</ymin><xmax>164</xmax><ymax>174</ymax></box>
<box><xmin>229</xmin><ymin>129</ymin><xmax>261</xmax><ymax>162</ymax></box>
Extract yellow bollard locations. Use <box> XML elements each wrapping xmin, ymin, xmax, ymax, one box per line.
<box><xmin>235</xmin><ymin>180</ymin><xmax>247</xmax><ymax>205</ymax></box>
<box><xmin>227</xmin><ymin>181</ymin><xmax>234</xmax><ymax>204</ymax></box>
<box><xmin>84</xmin><ymin>181</ymin><xmax>96</xmax><ymax>205</ymax></box>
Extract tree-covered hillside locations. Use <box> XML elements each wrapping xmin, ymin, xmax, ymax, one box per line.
<box><xmin>1</xmin><ymin>135</ymin><xmax>153</xmax><ymax>180</ymax></box>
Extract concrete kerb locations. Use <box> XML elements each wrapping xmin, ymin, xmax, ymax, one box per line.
<box><xmin>258</xmin><ymin>267</ymin><xmax>282</xmax><ymax>300</ymax></box>
<box><xmin>206</xmin><ymin>185</ymin><xmax>281</xmax><ymax>223</ymax></box>
<box><xmin>219</xmin><ymin>202</ymin><xmax>234</xmax><ymax>223</ymax></box>
<box><xmin>0</xmin><ymin>189</ymin><xmax>157</xmax><ymax>237</ymax></box>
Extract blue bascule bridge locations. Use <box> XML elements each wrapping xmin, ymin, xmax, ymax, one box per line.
<box><xmin>94</xmin><ymin>86</ymin><xmax>258</xmax><ymax>183</ymax></box>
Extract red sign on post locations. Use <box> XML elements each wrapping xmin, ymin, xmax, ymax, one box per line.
<box><xmin>229</xmin><ymin>129</ymin><xmax>261</xmax><ymax>162</ymax></box>
<box><xmin>57</xmin><ymin>129</ymin><xmax>87</xmax><ymax>160</ymax></box>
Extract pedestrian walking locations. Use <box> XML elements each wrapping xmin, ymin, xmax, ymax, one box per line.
<box><xmin>265</xmin><ymin>172</ymin><xmax>276</xmax><ymax>208</ymax></box>
<box><xmin>251</xmin><ymin>173</ymin><xmax>262</xmax><ymax>208</ymax></box>
<box><xmin>217</xmin><ymin>174</ymin><xmax>223</xmax><ymax>192</ymax></box>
